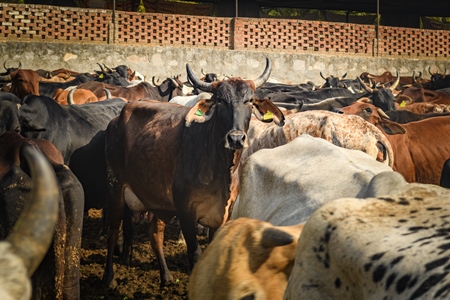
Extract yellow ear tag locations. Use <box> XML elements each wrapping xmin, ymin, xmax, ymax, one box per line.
<box><xmin>195</xmin><ymin>109</ymin><xmax>203</xmax><ymax>116</ymax></box>
<box><xmin>99</xmin><ymin>73</ymin><xmax>104</xmax><ymax>79</ymax></box>
<box><xmin>400</xmin><ymin>101</ymin><xmax>406</xmax><ymax>107</ymax></box>
<box><xmin>263</xmin><ymin>110</ymin><xmax>273</xmax><ymax>121</ymax></box>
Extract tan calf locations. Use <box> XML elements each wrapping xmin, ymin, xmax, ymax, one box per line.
<box><xmin>189</xmin><ymin>218</ymin><xmax>304</xmax><ymax>300</ymax></box>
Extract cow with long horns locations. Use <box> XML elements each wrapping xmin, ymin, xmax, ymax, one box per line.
<box><xmin>102</xmin><ymin>58</ymin><xmax>285</xmax><ymax>287</ymax></box>
<box><xmin>0</xmin><ymin>142</ymin><xmax>58</xmax><ymax>300</ymax></box>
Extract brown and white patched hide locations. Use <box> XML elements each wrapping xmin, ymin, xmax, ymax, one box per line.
<box><xmin>189</xmin><ymin>218</ymin><xmax>304</xmax><ymax>300</ymax></box>
<box><xmin>284</xmin><ymin>182</ymin><xmax>450</xmax><ymax>300</ymax></box>
<box><xmin>243</xmin><ymin>110</ymin><xmax>393</xmax><ymax>167</ymax></box>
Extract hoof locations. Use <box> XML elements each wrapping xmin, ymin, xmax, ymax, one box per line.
<box><xmin>160</xmin><ymin>274</ymin><xmax>174</xmax><ymax>287</ymax></box>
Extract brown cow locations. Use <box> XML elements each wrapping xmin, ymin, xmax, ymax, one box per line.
<box><xmin>77</xmin><ymin>77</ymin><xmax>183</xmax><ymax>102</ymax></box>
<box><xmin>188</xmin><ymin>218</ymin><xmax>304</xmax><ymax>300</ymax></box>
<box><xmin>398</xmin><ymin>86</ymin><xmax>450</xmax><ymax>104</ymax></box>
<box><xmin>52</xmin><ymin>88</ymin><xmax>99</xmax><ymax>105</ymax></box>
<box><xmin>360</xmin><ymin>70</ymin><xmax>416</xmax><ymax>88</ymax></box>
<box><xmin>102</xmin><ymin>58</ymin><xmax>286</xmax><ymax>287</ymax></box>
<box><xmin>341</xmin><ymin>101</ymin><xmax>450</xmax><ymax>184</ymax></box>
<box><xmin>0</xmin><ymin>69</ymin><xmax>40</xmax><ymax>99</ymax></box>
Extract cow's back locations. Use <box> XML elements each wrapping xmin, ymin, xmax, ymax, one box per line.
<box><xmin>242</xmin><ymin>110</ymin><xmax>393</xmax><ymax>167</ymax></box>
<box><xmin>285</xmin><ymin>182</ymin><xmax>450</xmax><ymax>299</ymax></box>
<box><xmin>232</xmin><ymin>135</ymin><xmax>393</xmax><ymax>226</ymax></box>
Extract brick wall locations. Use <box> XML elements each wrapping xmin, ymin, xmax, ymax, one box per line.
<box><xmin>0</xmin><ymin>3</ymin><xmax>448</xmax><ymax>59</ymax></box>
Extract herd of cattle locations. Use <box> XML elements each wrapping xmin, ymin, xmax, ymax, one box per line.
<box><xmin>1</xmin><ymin>57</ymin><xmax>450</xmax><ymax>299</ymax></box>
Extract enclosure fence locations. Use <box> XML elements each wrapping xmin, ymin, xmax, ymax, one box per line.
<box><xmin>0</xmin><ymin>3</ymin><xmax>449</xmax><ymax>59</ymax></box>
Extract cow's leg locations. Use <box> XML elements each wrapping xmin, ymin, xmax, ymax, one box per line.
<box><xmin>148</xmin><ymin>216</ymin><xmax>173</xmax><ymax>286</ymax></box>
<box><xmin>119</xmin><ymin>204</ymin><xmax>133</xmax><ymax>266</ymax></box>
<box><xmin>208</xmin><ymin>227</ymin><xmax>218</xmax><ymax>243</ymax></box>
<box><xmin>178</xmin><ymin>213</ymin><xmax>202</xmax><ymax>269</ymax></box>
<box><xmin>102</xmin><ymin>185</ymin><xmax>125</xmax><ymax>287</ymax></box>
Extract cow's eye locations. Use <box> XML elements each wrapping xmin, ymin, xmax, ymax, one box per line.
<box><xmin>364</xmin><ymin>107</ymin><xmax>372</xmax><ymax>114</ymax></box>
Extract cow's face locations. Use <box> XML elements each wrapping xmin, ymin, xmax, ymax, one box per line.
<box><xmin>212</xmin><ymin>79</ymin><xmax>255</xmax><ymax>149</ymax></box>
<box><xmin>10</xmin><ymin>70</ymin><xmax>40</xmax><ymax>99</ymax></box>
<box><xmin>185</xmin><ymin>59</ymin><xmax>285</xmax><ymax>150</ymax></box>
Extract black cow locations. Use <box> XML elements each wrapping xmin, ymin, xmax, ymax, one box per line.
<box><xmin>0</xmin><ymin>61</ymin><xmax>21</xmax><ymax>76</ymax></box>
<box><xmin>102</xmin><ymin>58</ymin><xmax>286</xmax><ymax>287</ymax></box>
<box><xmin>0</xmin><ymin>100</ymin><xmax>21</xmax><ymax>135</ymax></box>
<box><xmin>0</xmin><ymin>132</ymin><xmax>84</xmax><ymax>299</ymax></box>
<box><xmin>318</xmin><ymin>72</ymin><xmax>365</xmax><ymax>92</ymax></box>
<box><xmin>385</xmin><ymin>110</ymin><xmax>450</xmax><ymax>123</ymax></box>
<box><xmin>427</xmin><ymin>67</ymin><xmax>450</xmax><ymax>90</ymax></box>
<box><xmin>18</xmin><ymin>95</ymin><xmax>127</xmax><ymax>164</ymax></box>
<box><xmin>0</xmin><ymin>91</ymin><xmax>22</xmax><ymax>104</ymax></box>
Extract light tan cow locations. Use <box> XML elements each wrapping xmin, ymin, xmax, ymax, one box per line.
<box><xmin>285</xmin><ymin>173</ymin><xmax>450</xmax><ymax>300</ymax></box>
<box><xmin>189</xmin><ymin>218</ymin><xmax>304</xmax><ymax>300</ymax></box>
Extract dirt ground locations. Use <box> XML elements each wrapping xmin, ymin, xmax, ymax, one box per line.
<box><xmin>80</xmin><ymin>209</ymin><xmax>208</xmax><ymax>300</ymax></box>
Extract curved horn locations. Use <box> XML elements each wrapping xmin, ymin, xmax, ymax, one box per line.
<box><xmin>103</xmin><ymin>64</ymin><xmax>113</xmax><ymax>73</ymax></box>
<box><xmin>152</xmin><ymin>76</ymin><xmax>162</xmax><ymax>87</ymax></box>
<box><xmin>390</xmin><ymin>72</ymin><xmax>400</xmax><ymax>91</ymax></box>
<box><xmin>377</xmin><ymin>108</ymin><xmax>390</xmax><ymax>120</ymax></box>
<box><xmin>186</xmin><ymin>64</ymin><xmax>213</xmax><ymax>92</ymax></box>
<box><xmin>18</xmin><ymin>61</ymin><xmax>22</xmax><ymax>69</ymax></box>
<box><xmin>68</xmin><ymin>88</ymin><xmax>75</xmax><ymax>105</ymax></box>
<box><xmin>417</xmin><ymin>71</ymin><xmax>422</xmax><ymax>81</ymax></box>
<box><xmin>444</xmin><ymin>67</ymin><xmax>447</xmax><ymax>75</ymax></box>
<box><xmin>0</xmin><ymin>74</ymin><xmax>12</xmax><ymax>81</ymax></box>
<box><xmin>252</xmin><ymin>58</ymin><xmax>272</xmax><ymax>89</ymax></box>
<box><xmin>428</xmin><ymin>67</ymin><xmax>434</xmax><ymax>75</ymax></box>
<box><xmin>341</xmin><ymin>72</ymin><xmax>347</xmax><ymax>79</ymax></box>
<box><xmin>320</xmin><ymin>71</ymin><xmax>326</xmax><ymax>80</ymax></box>
<box><xmin>169</xmin><ymin>77</ymin><xmax>179</xmax><ymax>88</ymax></box>
<box><xmin>103</xmin><ymin>88</ymin><xmax>112</xmax><ymax>99</ymax></box>
<box><xmin>201</xmin><ymin>68</ymin><xmax>207</xmax><ymax>75</ymax></box>
<box><xmin>3</xmin><ymin>61</ymin><xmax>7</xmax><ymax>70</ymax></box>
<box><xmin>6</xmin><ymin>144</ymin><xmax>59</xmax><ymax>277</ymax></box>
<box><xmin>357</xmin><ymin>76</ymin><xmax>374</xmax><ymax>93</ymax></box>
<box><xmin>130</xmin><ymin>71</ymin><xmax>136</xmax><ymax>81</ymax></box>
<box><xmin>97</xmin><ymin>63</ymin><xmax>105</xmax><ymax>72</ymax></box>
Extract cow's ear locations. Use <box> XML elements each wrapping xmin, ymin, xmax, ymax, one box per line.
<box><xmin>252</xmin><ymin>98</ymin><xmax>285</xmax><ymax>126</ymax></box>
<box><xmin>185</xmin><ymin>99</ymin><xmax>216</xmax><ymax>127</ymax></box>
<box><xmin>261</xmin><ymin>227</ymin><xmax>294</xmax><ymax>248</ymax></box>
<box><xmin>379</xmin><ymin>119</ymin><xmax>406</xmax><ymax>135</ymax></box>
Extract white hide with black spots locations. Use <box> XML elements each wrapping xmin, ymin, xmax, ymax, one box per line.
<box><xmin>285</xmin><ymin>180</ymin><xmax>450</xmax><ymax>300</ymax></box>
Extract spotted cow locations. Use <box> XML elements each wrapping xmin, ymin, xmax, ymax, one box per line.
<box><xmin>285</xmin><ymin>175</ymin><xmax>450</xmax><ymax>300</ymax></box>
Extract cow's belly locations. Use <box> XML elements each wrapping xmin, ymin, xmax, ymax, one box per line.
<box><xmin>124</xmin><ymin>186</ymin><xmax>147</xmax><ymax>212</ymax></box>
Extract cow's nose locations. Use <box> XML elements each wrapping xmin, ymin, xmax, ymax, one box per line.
<box><xmin>225</xmin><ymin>130</ymin><xmax>247</xmax><ymax>149</ymax></box>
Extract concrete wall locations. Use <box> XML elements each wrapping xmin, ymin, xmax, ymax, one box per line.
<box><xmin>1</xmin><ymin>41</ymin><xmax>449</xmax><ymax>85</ymax></box>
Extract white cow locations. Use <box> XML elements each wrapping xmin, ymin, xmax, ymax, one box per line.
<box><xmin>169</xmin><ymin>92</ymin><xmax>212</xmax><ymax>106</ymax></box>
<box><xmin>232</xmin><ymin>135</ymin><xmax>395</xmax><ymax>226</ymax></box>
